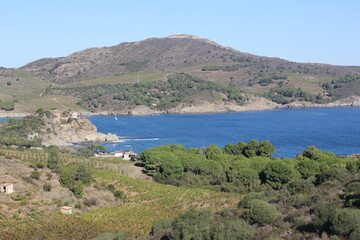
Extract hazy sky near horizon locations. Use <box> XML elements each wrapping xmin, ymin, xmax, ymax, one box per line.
<box><xmin>1</xmin><ymin>0</ymin><xmax>359</xmax><ymax>68</ymax></box>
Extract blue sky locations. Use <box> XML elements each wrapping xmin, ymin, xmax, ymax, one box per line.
<box><xmin>1</xmin><ymin>0</ymin><xmax>359</xmax><ymax>68</ymax></box>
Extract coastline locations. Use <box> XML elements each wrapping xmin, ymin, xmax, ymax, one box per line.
<box><xmin>1</xmin><ymin>95</ymin><xmax>359</xmax><ymax>118</ymax></box>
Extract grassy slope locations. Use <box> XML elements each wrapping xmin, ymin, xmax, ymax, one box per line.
<box><xmin>10</xmin><ymin>71</ymin><xmax>166</xmax><ymax>113</ymax></box>
<box><xmin>60</xmin><ymin>71</ymin><xmax>167</xmax><ymax>89</ymax></box>
<box><xmin>81</xmin><ymin>170</ymin><xmax>239</xmax><ymax>237</ymax></box>
<box><xmin>0</xmin><ymin>149</ymin><xmax>240</xmax><ymax>240</ymax></box>
<box><xmin>15</xmin><ymin>95</ymin><xmax>83</xmax><ymax>113</ymax></box>
<box><xmin>0</xmin><ymin>70</ymin><xmax>49</xmax><ymax>101</ymax></box>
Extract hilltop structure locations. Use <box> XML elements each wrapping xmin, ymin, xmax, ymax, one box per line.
<box><xmin>1</xmin><ymin>183</ymin><xmax>14</xmax><ymax>194</ymax></box>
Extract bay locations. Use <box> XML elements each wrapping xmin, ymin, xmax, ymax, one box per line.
<box><xmin>88</xmin><ymin>107</ymin><xmax>360</xmax><ymax>158</ymax></box>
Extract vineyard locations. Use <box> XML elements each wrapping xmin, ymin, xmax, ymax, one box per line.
<box><xmin>0</xmin><ymin>148</ymin><xmax>240</xmax><ymax>239</ymax></box>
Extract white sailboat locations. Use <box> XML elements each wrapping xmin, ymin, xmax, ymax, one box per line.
<box><xmin>114</xmin><ymin>114</ymin><xmax>118</xmax><ymax>120</ymax></box>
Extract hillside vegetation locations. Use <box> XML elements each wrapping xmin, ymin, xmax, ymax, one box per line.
<box><xmin>138</xmin><ymin>142</ymin><xmax>360</xmax><ymax>240</ymax></box>
<box><xmin>47</xmin><ymin>73</ymin><xmax>246</xmax><ymax>113</ymax></box>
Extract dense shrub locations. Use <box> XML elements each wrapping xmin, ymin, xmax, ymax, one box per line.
<box><xmin>313</xmin><ymin>202</ymin><xmax>341</xmax><ymax>232</ymax></box>
<box><xmin>114</xmin><ymin>190</ymin><xmax>124</xmax><ymax>199</ymax></box>
<box><xmin>242</xmin><ymin>199</ymin><xmax>278</xmax><ymax>225</ymax></box>
<box><xmin>150</xmin><ymin>218</ymin><xmax>173</xmax><ymax>236</ymax></box>
<box><xmin>286</xmin><ymin>178</ymin><xmax>314</xmax><ymax>194</ymax></box>
<box><xmin>316</xmin><ymin>168</ymin><xmax>350</xmax><ymax>184</ymax></box>
<box><xmin>168</xmin><ymin>210</ymin><xmax>213</xmax><ymax>240</ymax></box>
<box><xmin>43</xmin><ymin>183</ymin><xmax>52</xmax><ymax>192</ymax></box>
<box><xmin>238</xmin><ymin>192</ymin><xmax>268</xmax><ymax>208</ymax></box>
<box><xmin>83</xmin><ymin>198</ymin><xmax>97</xmax><ymax>207</ymax></box>
<box><xmin>345</xmin><ymin>181</ymin><xmax>360</xmax><ymax>193</ymax></box>
<box><xmin>210</xmin><ymin>218</ymin><xmax>254</xmax><ymax>240</ymax></box>
<box><xmin>330</xmin><ymin>208</ymin><xmax>360</xmax><ymax>236</ymax></box>
<box><xmin>94</xmin><ymin>231</ymin><xmax>128</xmax><ymax>240</ymax></box>
<box><xmin>59</xmin><ymin>169</ymin><xmax>74</xmax><ymax>188</ymax></box>
<box><xmin>107</xmin><ymin>184</ymin><xmax>116</xmax><ymax>193</ymax></box>
<box><xmin>71</xmin><ymin>181</ymin><xmax>84</xmax><ymax>198</ymax></box>
<box><xmin>30</xmin><ymin>171</ymin><xmax>40</xmax><ymax>180</ymax></box>
<box><xmin>350</xmin><ymin>228</ymin><xmax>360</xmax><ymax>240</ymax></box>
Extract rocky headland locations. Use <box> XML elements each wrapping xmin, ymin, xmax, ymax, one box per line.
<box><xmin>40</xmin><ymin>117</ymin><xmax>119</xmax><ymax>146</ymax></box>
<box><xmin>0</xmin><ymin>110</ymin><xmax>119</xmax><ymax>147</ymax></box>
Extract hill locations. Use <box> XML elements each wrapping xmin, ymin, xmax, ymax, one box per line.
<box><xmin>1</xmin><ymin>34</ymin><xmax>360</xmax><ymax>115</ymax></box>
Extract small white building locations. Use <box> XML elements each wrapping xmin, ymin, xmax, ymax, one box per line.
<box><xmin>114</xmin><ymin>151</ymin><xmax>124</xmax><ymax>157</ymax></box>
<box><xmin>1</xmin><ymin>183</ymin><xmax>14</xmax><ymax>194</ymax></box>
<box><xmin>71</xmin><ymin>112</ymin><xmax>78</xmax><ymax>119</ymax></box>
<box><xmin>123</xmin><ymin>151</ymin><xmax>137</xmax><ymax>160</ymax></box>
<box><xmin>60</xmin><ymin>206</ymin><xmax>72</xmax><ymax>215</ymax></box>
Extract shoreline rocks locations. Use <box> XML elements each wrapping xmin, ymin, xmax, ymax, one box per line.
<box><xmin>1</xmin><ymin>96</ymin><xmax>359</xmax><ymax>119</ymax></box>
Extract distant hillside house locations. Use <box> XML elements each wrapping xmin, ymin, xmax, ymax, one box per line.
<box><xmin>71</xmin><ymin>112</ymin><xmax>78</xmax><ymax>119</ymax></box>
<box><xmin>60</xmin><ymin>206</ymin><xmax>72</xmax><ymax>215</ymax></box>
<box><xmin>94</xmin><ymin>150</ymin><xmax>137</xmax><ymax>159</ymax></box>
<box><xmin>1</xmin><ymin>183</ymin><xmax>14</xmax><ymax>194</ymax></box>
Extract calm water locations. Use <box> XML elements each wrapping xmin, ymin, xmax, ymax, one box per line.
<box><xmin>87</xmin><ymin>107</ymin><xmax>360</xmax><ymax>158</ymax></box>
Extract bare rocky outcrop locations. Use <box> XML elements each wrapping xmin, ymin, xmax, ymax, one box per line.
<box><xmin>168</xmin><ymin>95</ymin><xmax>280</xmax><ymax>114</ymax></box>
<box><xmin>326</xmin><ymin>95</ymin><xmax>360</xmax><ymax>107</ymax></box>
<box><xmin>40</xmin><ymin>118</ymin><xmax>119</xmax><ymax>146</ymax></box>
<box><xmin>284</xmin><ymin>95</ymin><xmax>360</xmax><ymax>108</ymax></box>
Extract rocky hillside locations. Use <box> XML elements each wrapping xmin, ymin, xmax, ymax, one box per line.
<box><xmin>21</xmin><ymin>34</ymin><xmax>360</xmax><ymax>84</ymax></box>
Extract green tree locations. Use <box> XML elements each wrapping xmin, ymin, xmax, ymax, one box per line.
<box><xmin>228</xmin><ymin>168</ymin><xmax>260</xmax><ymax>190</ymax></box>
<box><xmin>262</xmin><ymin>161</ymin><xmax>295</xmax><ymax>189</ymax></box>
<box><xmin>74</xmin><ymin>146</ymin><xmax>95</xmax><ymax>157</ymax></box>
<box><xmin>75</xmin><ymin>164</ymin><xmax>92</xmax><ymax>186</ymax></box>
<box><xmin>59</xmin><ymin>169</ymin><xmax>74</xmax><ymax>188</ymax></box>
<box><xmin>297</xmin><ymin>146</ymin><xmax>341</xmax><ymax>166</ymax></box>
<box><xmin>257</xmin><ymin>140</ymin><xmax>276</xmax><ymax>157</ymax></box>
<box><xmin>223</xmin><ymin>143</ymin><xmax>235</xmax><ymax>155</ymax></box>
<box><xmin>71</xmin><ymin>181</ymin><xmax>84</xmax><ymax>198</ymax></box>
<box><xmin>296</xmin><ymin>159</ymin><xmax>320</xmax><ymax>179</ymax></box>
<box><xmin>47</xmin><ymin>148</ymin><xmax>60</xmax><ymax>169</ymax></box>
<box><xmin>204</xmin><ymin>144</ymin><xmax>222</xmax><ymax>159</ymax></box>
<box><xmin>242</xmin><ymin>140</ymin><xmax>259</xmax><ymax>158</ymax></box>
<box><xmin>89</xmin><ymin>144</ymin><xmax>107</xmax><ymax>152</ymax></box>
<box><xmin>157</xmin><ymin>153</ymin><xmax>184</xmax><ymax>178</ymax></box>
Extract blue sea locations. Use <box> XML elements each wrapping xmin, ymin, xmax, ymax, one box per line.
<box><xmin>86</xmin><ymin>107</ymin><xmax>360</xmax><ymax>158</ymax></box>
